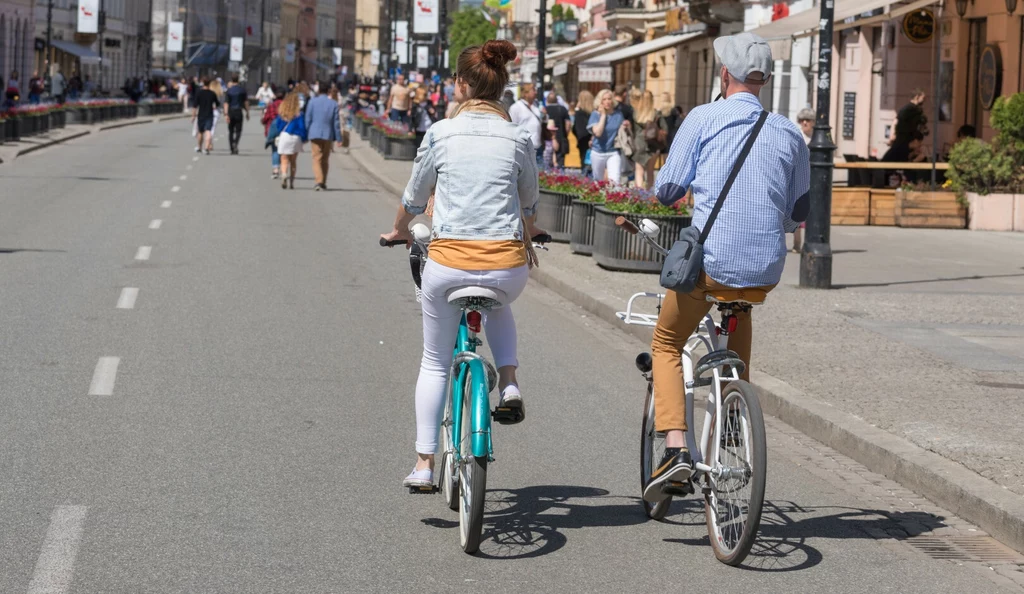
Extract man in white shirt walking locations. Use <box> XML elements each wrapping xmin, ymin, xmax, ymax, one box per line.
<box><xmin>509</xmin><ymin>83</ymin><xmax>544</xmax><ymax>167</ymax></box>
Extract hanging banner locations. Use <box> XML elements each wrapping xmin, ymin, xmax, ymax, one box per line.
<box><xmin>371</xmin><ymin>49</ymin><xmax>381</xmax><ymax>66</ymax></box>
<box><xmin>167</xmin><ymin>21</ymin><xmax>184</xmax><ymax>52</ymax></box>
<box><xmin>285</xmin><ymin>43</ymin><xmax>296</xmax><ymax>63</ymax></box>
<box><xmin>77</xmin><ymin>0</ymin><xmax>99</xmax><ymax>33</ymax></box>
<box><xmin>413</xmin><ymin>0</ymin><xmax>439</xmax><ymax>35</ymax></box>
<box><xmin>444</xmin><ymin>49</ymin><xmax>449</xmax><ymax>69</ymax></box>
<box><xmin>333</xmin><ymin>47</ymin><xmax>342</xmax><ymax>65</ymax></box>
<box><xmin>416</xmin><ymin>46</ymin><xmax>429</xmax><ymax>69</ymax></box>
<box><xmin>395</xmin><ymin>21</ymin><xmax>409</xmax><ymax>64</ymax></box>
<box><xmin>230</xmin><ymin>37</ymin><xmax>244</xmax><ymax>62</ymax></box>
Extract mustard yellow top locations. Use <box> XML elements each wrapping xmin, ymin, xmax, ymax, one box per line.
<box><xmin>429</xmin><ymin>239</ymin><xmax>527</xmax><ymax>270</ymax></box>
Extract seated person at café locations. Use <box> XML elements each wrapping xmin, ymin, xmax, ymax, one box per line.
<box><xmin>882</xmin><ymin>131</ymin><xmax>927</xmax><ymax>184</ymax></box>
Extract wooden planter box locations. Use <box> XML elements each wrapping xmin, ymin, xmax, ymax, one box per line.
<box><xmin>895</xmin><ymin>191</ymin><xmax>967</xmax><ymax>229</ymax></box>
<box><xmin>831</xmin><ymin>188</ymin><xmax>870</xmax><ymax>225</ymax></box>
<box><xmin>592</xmin><ymin>205</ymin><xmax>691</xmax><ymax>272</ymax></box>
<box><xmin>386</xmin><ymin>137</ymin><xmax>417</xmax><ymax>161</ymax></box>
<box><xmin>570</xmin><ymin>200</ymin><xmax>601</xmax><ymax>255</ymax></box>
<box><xmin>536</xmin><ymin>189</ymin><xmax>574</xmax><ymax>243</ymax></box>
<box><xmin>870</xmin><ymin>189</ymin><xmax>897</xmax><ymax>226</ymax></box>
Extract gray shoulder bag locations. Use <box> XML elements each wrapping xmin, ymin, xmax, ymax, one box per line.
<box><xmin>659</xmin><ymin>110</ymin><xmax>769</xmax><ymax>293</ymax></box>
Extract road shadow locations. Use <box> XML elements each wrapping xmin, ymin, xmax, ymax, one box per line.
<box><xmin>663</xmin><ymin>500</ymin><xmax>948</xmax><ymax>572</ymax></box>
<box><xmin>833</xmin><ymin>269</ymin><xmax>1024</xmax><ymax>289</ymax></box>
<box><xmin>422</xmin><ymin>485</ymin><xmax>648</xmax><ymax>560</ymax></box>
<box><xmin>0</xmin><ymin>248</ymin><xmax>66</xmax><ymax>254</ymax></box>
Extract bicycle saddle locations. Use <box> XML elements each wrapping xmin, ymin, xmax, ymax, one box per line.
<box><xmin>705</xmin><ymin>288</ymin><xmax>768</xmax><ymax>305</ymax></box>
<box><xmin>446</xmin><ymin>286</ymin><xmax>508</xmax><ymax>311</ymax></box>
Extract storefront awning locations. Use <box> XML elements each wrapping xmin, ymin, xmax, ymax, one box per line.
<box><xmin>545</xmin><ymin>39</ymin><xmax>605</xmax><ymax>62</ymax></box>
<box><xmin>580</xmin><ymin>31</ymin><xmax>705</xmax><ymax>65</ymax></box>
<box><xmin>564</xmin><ymin>39</ymin><xmax>631</xmax><ymax>65</ymax></box>
<box><xmin>834</xmin><ymin>0</ymin><xmax>940</xmax><ymax>32</ymax></box>
<box><xmin>51</xmin><ymin>39</ymin><xmax>101</xmax><ymax>65</ymax></box>
<box><xmin>749</xmin><ymin>0</ymin><xmax>913</xmax><ymax>57</ymax></box>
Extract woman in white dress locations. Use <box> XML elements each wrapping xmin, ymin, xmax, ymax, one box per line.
<box><xmin>274</xmin><ymin>92</ymin><xmax>307</xmax><ymax>189</ymax></box>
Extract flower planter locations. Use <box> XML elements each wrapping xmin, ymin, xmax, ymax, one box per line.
<box><xmin>966</xmin><ymin>192</ymin><xmax>1016</xmax><ymax>231</ymax></box>
<box><xmin>831</xmin><ymin>188</ymin><xmax>870</xmax><ymax>226</ymax></box>
<box><xmin>592</xmin><ymin>205</ymin><xmax>692</xmax><ymax>273</ymax></box>
<box><xmin>386</xmin><ymin>137</ymin><xmax>417</xmax><ymax>161</ymax></box>
<box><xmin>536</xmin><ymin>189</ymin><xmax>574</xmax><ymax>243</ymax></box>
<box><xmin>67</xmin><ymin>108</ymin><xmax>84</xmax><ymax>124</ymax></box>
<box><xmin>7</xmin><ymin>117</ymin><xmax>20</xmax><ymax>141</ymax></box>
<box><xmin>357</xmin><ymin>119</ymin><xmax>369</xmax><ymax>139</ymax></box>
<box><xmin>894</xmin><ymin>191</ymin><xmax>966</xmax><ymax>229</ymax></box>
<box><xmin>570</xmin><ymin>200</ymin><xmax>601</xmax><ymax>255</ymax></box>
<box><xmin>0</xmin><ymin>119</ymin><xmax>6</xmax><ymax>144</ymax></box>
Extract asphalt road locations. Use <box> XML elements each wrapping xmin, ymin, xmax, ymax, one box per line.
<box><xmin>0</xmin><ymin>120</ymin><xmax>1019</xmax><ymax>593</ymax></box>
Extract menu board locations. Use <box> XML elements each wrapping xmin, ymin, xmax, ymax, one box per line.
<box><xmin>843</xmin><ymin>92</ymin><xmax>856</xmax><ymax>140</ymax></box>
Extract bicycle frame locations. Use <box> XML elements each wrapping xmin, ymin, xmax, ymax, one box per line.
<box><xmin>446</xmin><ymin>313</ymin><xmax>494</xmax><ymax>463</ymax></box>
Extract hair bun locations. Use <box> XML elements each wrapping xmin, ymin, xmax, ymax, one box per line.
<box><xmin>481</xmin><ymin>40</ymin><xmax>517</xmax><ymax>69</ymax></box>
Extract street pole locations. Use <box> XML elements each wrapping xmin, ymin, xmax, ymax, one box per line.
<box><xmin>930</xmin><ymin>4</ymin><xmax>942</xmax><ymax>189</ymax></box>
<box><xmin>46</xmin><ymin>0</ymin><xmax>53</xmax><ymax>74</ymax></box>
<box><xmin>536</xmin><ymin>0</ymin><xmax>546</xmax><ymax>87</ymax></box>
<box><xmin>99</xmin><ymin>0</ymin><xmax>106</xmax><ymax>91</ymax></box>
<box><xmin>799</xmin><ymin>1</ymin><xmax>835</xmax><ymax>289</ymax></box>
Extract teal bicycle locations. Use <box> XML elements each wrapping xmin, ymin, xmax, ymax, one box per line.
<box><xmin>380</xmin><ymin>224</ymin><xmax>550</xmax><ymax>554</ymax></box>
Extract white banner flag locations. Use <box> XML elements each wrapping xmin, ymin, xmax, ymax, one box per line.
<box><xmin>413</xmin><ymin>0</ymin><xmax>439</xmax><ymax>35</ymax></box>
<box><xmin>395</xmin><ymin>21</ymin><xmax>409</xmax><ymax>65</ymax></box>
<box><xmin>416</xmin><ymin>46</ymin><xmax>429</xmax><ymax>69</ymax></box>
<box><xmin>77</xmin><ymin>0</ymin><xmax>99</xmax><ymax>33</ymax></box>
<box><xmin>333</xmin><ymin>47</ymin><xmax>342</xmax><ymax>66</ymax></box>
<box><xmin>167</xmin><ymin>21</ymin><xmax>184</xmax><ymax>52</ymax></box>
<box><xmin>371</xmin><ymin>49</ymin><xmax>381</xmax><ymax>66</ymax></box>
<box><xmin>285</xmin><ymin>43</ymin><xmax>296</xmax><ymax>63</ymax></box>
<box><xmin>229</xmin><ymin>37</ymin><xmax>243</xmax><ymax>62</ymax></box>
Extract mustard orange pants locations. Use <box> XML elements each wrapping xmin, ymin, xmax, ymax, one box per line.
<box><xmin>651</xmin><ymin>273</ymin><xmax>774</xmax><ymax>432</ymax></box>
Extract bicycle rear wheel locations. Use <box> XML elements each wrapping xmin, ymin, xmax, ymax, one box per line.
<box><xmin>458</xmin><ymin>369</ymin><xmax>487</xmax><ymax>554</ymax></box>
<box><xmin>640</xmin><ymin>382</ymin><xmax>671</xmax><ymax>520</ymax></box>
<box><xmin>439</xmin><ymin>376</ymin><xmax>461</xmax><ymax>511</ymax></box>
<box><xmin>704</xmin><ymin>380</ymin><xmax>766</xmax><ymax>566</ymax></box>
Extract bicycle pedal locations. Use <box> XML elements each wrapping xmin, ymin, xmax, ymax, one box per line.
<box><xmin>491</xmin><ymin>407</ymin><xmax>524</xmax><ymax>425</ymax></box>
<box><xmin>407</xmin><ymin>485</ymin><xmax>439</xmax><ymax>495</ymax></box>
<box><xmin>663</xmin><ymin>480</ymin><xmax>694</xmax><ymax>497</ymax></box>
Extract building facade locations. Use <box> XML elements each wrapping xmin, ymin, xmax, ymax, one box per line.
<box><xmin>354</xmin><ymin>0</ymin><xmax>380</xmax><ymax>77</ymax></box>
<box><xmin>1</xmin><ymin>0</ymin><xmax>34</xmax><ymax>89</ymax></box>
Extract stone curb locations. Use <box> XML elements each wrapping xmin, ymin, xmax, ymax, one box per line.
<box><xmin>347</xmin><ymin>141</ymin><xmax>1024</xmax><ymax>553</ymax></box>
<box><xmin>1</xmin><ymin>113</ymin><xmax>189</xmax><ymax>164</ymax></box>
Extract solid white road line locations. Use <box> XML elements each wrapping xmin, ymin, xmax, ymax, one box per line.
<box><xmin>149</xmin><ymin>219</ymin><xmax>162</xmax><ymax>229</ymax></box>
<box><xmin>171</xmin><ymin>186</ymin><xmax>180</xmax><ymax>193</ymax></box>
<box><xmin>179</xmin><ymin>175</ymin><xmax>187</xmax><ymax>180</ymax></box>
<box><xmin>87</xmin><ymin>357</ymin><xmax>120</xmax><ymax>396</ymax></box>
<box><xmin>160</xmin><ymin>201</ymin><xmax>171</xmax><ymax>208</ymax></box>
<box><xmin>116</xmin><ymin>288</ymin><xmax>139</xmax><ymax>309</ymax></box>
<box><xmin>135</xmin><ymin>246</ymin><xmax>151</xmax><ymax>261</ymax></box>
<box><xmin>26</xmin><ymin>506</ymin><xmax>88</xmax><ymax>594</ymax></box>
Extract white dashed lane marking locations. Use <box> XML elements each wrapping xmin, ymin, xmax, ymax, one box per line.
<box><xmin>171</xmin><ymin>186</ymin><xmax>180</xmax><ymax>193</ymax></box>
<box><xmin>26</xmin><ymin>506</ymin><xmax>88</xmax><ymax>594</ymax></box>
<box><xmin>87</xmin><ymin>357</ymin><xmax>120</xmax><ymax>396</ymax></box>
<box><xmin>134</xmin><ymin>246</ymin><xmax>151</xmax><ymax>261</ymax></box>
<box><xmin>116</xmin><ymin>288</ymin><xmax>139</xmax><ymax>309</ymax></box>
<box><xmin>149</xmin><ymin>219</ymin><xmax>162</xmax><ymax>229</ymax></box>
<box><xmin>161</xmin><ymin>201</ymin><xmax>171</xmax><ymax>208</ymax></box>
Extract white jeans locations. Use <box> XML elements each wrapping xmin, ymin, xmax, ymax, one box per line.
<box><xmin>415</xmin><ymin>260</ymin><xmax>530</xmax><ymax>454</ymax></box>
<box><xmin>591</xmin><ymin>150</ymin><xmax>622</xmax><ymax>184</ymax></box>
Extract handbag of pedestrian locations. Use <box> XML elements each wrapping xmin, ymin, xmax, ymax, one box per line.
<box><xmin>659</xmin><ymin>111</ymin><xmax>768</xmax><ymax>293</ymax></box>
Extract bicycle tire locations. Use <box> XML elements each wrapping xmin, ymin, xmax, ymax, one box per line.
<box><xmin>640</xmin><ymin>382</ymin><xmax>671</xmax><ymax>520</ymax></box>
<box><xmin>703</xmin><ymin>380</ymin><xmax>766</xmax><ymax>566</ymax></box>
<box><xmin>439</xmin><ymin>377</ymin><xmax>461</xmax><ymax>512</ymax></box>
<box><xmin>458</xmin><ymin>368</ymin><xmax>488</xmax><ymax>554</ymax></box>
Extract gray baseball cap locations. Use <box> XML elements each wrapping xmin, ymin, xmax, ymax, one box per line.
<box><xmin>713</xmin><ymin>32</ymin><xmax>773</xmax><ymax>84</ymax></box>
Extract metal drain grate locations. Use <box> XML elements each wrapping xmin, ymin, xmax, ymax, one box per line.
<box><xmin>906</xmin><ymin>536</ymin><xmax>1024</xmax><ymax>564</ymax></box>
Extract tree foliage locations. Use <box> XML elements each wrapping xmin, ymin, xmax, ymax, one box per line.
<box><xmin>551</xmin><ymin>3</ymin><xmax>564</xmax><ymax>20</ymax></box>
<box><xmin>448</xmin><ymin>8</ymin><xmax>498</xmax><ymax>70</ymax></box>
<box><xmin>949</xmin><ymin>92</ymin><xmax>1024</xmax><ymax>195</ymax></box>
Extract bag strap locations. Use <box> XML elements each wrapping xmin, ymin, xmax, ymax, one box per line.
<box><xmin>698</xmin><ymin>110</ymin><xmax>769</xmax><ymax>245</ymax></box>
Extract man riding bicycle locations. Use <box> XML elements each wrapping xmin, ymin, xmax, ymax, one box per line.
<box><xmin>644</xmin><ymin>32</ymin><xmax>810</xmax><ymax>502</ymax></box>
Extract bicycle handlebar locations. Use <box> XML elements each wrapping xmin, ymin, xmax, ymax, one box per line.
<box><xmin>379</xmin><ymin>234</ymin><xmax>551</xmax><ymax>248</ymax></box>
<box><xmin>615</xmin><ymin>217</ymin><xmax>640</xmax><ymax>235</ymax></box>
<box><xmin>379</xmin><ymin>238</ymin><xmax>408</xmax><ymax>247</ymax></box>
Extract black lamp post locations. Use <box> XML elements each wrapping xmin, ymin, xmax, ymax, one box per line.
<box><xmin>799</xmin><ymin>0</ymin><xmax>836</xmax><ymax>288</ymax></box>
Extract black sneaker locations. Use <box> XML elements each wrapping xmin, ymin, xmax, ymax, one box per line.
<box><xmin>643</xmin><ymin>447</ymin><xmax>693</xmax><ymax>503</ymax></box>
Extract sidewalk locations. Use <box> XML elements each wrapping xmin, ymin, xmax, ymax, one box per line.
<box><xmin>0</xmin><ymin>113</ymin><xmax>190</xmax><ymax>164</ymax></box>
<box><xmin>344</xmin><ymin>134</ymin><xmax>1024</xmax><ymax>552</ymax></box>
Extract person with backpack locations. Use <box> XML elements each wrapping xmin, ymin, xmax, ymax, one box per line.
<box><xmin>632</xmin><ymin>90</ymin><xmax>669</xmax><ymax>190</ymax></box>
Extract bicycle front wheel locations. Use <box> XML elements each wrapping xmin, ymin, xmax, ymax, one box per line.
<box><xmin>458</xmin><ymin>369</ymin><xmax>487</xmax><ymax>554</ymax></box>
<box><xmin>704</xmin><ymin>380</ymin><xmax>766</xmax><ymax>566</ymax></box>
<box><xmin>640</xmin><ymin>382</ymin><xmax>671</xmax><ymax>520</ymax></box>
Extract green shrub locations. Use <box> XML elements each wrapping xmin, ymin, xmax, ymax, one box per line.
<box><xmin>991</xmin><ymin>93</ymin><xmax>1024</xmax><ymax>162</ymax></box>
<box><xmin>947</xmin><ymin>138</ymin><xmax>1017</xmax><ymax>195</ymax></box>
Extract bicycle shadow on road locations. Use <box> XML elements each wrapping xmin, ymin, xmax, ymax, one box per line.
<box><xmin>663</xmin><ymin>500</ymin><xmax>949</xmax><ymax>572</ymax></box>
<box><xmin>422</xmin><ymin>485</ymin><xmax>649</xmax><ymax>560</ymax></box>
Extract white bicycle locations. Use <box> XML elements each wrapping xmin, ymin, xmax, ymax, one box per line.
<box><xmin>614</xmin><ymin>216</ymin><xmax>767</xmax><ymax>566</ymax></box>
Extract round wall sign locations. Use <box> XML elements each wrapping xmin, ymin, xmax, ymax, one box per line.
<box><xmin>902</xmin><ymin>9</ymin><xmax>935</xmax><ymax>43</ymax></box>
<box><xmin>978</xmin><ymin>44</ymin><xmax>1003</xmax><ymax>110</ymax></box>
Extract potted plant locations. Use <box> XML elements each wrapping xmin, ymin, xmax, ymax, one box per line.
<box><xmin>378</xmin><ymin>119</ymin><xmax>416</xmax><ymax>161</ymax></box>
<box><xmin>569</xmin><ymin>179</ymin><xmax>612</xmax><ymax>255</ymax></box>
<box><xmin>948</xmin><ymin>93</ymin><xmax>1024</xmax><ymax>231</ymax></box>
<box><xmin>537</xmin><ymin>170</ymin><xmax>591</xmax><ymax>243</ymax></box>
<box><xmin>592</xmin><ymin>187</ymin><xmax>691</xmax><ymax>272</ymax></box>
<box><xmin>893</xmin><ymin>181</ymin><xmax>967</xmax><ymax>229</ymax></box>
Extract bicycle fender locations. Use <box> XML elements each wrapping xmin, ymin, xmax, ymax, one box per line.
<box><xmin>466</xmin><ymin>358</ymin><xmax>492</xmax><ymax>459</ymax></box>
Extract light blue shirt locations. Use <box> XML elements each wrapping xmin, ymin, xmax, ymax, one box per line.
<box><xmin>587</xmin><ymin>108</ymin><xmax>624</xmax><ymax>153</ymax></box>
<box><xmin>655</xmin><ymin>93</ymin><xmax>810</xmax><ymax>288</ymax></box>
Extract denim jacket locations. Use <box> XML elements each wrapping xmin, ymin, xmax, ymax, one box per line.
<box><xmin>402</xmin><ymin>110</ymin><xmax>539</xmax><ymax>241</ymax></box>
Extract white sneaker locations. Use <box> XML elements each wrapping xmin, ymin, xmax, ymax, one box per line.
<box><xmin>194</xmin><ymin>147</ymin><xmax>201</xmax><ymax>153</ymax></box>
<box><xmin>403</xmin><ymin>467</ymin><xmax>433</xmax><ymax>488</ymax></box>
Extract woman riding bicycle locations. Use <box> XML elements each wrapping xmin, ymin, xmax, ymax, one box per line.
<box><xmin>379</xmin><ymin>40</ymin><xmax>547</xmax><ymax>488</ymax></box>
